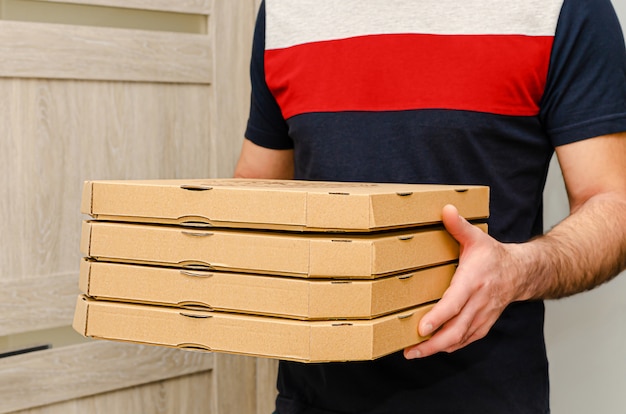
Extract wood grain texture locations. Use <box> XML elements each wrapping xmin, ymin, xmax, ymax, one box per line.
<box><xmin>8</xmin><ymin>371</ymin><xmax>213</xmax><ymax>414</ymax></box>
<box><xmin>8</xmin><ymin>371</ymin><xmax>214</xmax><ymax>414</ymax></box>
<box><xmin>0</xmin><ymin>2</ymin><xmax>268</xmax><ymax>413</ymax></box>
<box><xmin>256</xmin><ymin>358</ymin><xmax>279</xmax><ymax>414</ymax></box>
<box><xmin>211</xmin><ymin>354</ymin><xmax>257</xmax><ymax>414</ymax></box>
<box><xmin>208</xmin><ymin>355</ymin><xmax>278</xmax><ymax>414</ymax></box>
<box><xmin>33</xmin><ymin>0</ymin><xmax>212</xmax><ymax>14</ymax></box>
<box><xmin>0</xmin><ymin>341</ymin><xmax>214</xmax><ymax>413</ymax></box>
<box><xmin>209</xmin><ymin>0</ymin><xmax>258</xmax><ymax>177</ymax></box>
<box><xmin>0</xmin><ymin>20</ymin><xmax>212</xmax><ymax>83</ymax></box>
<box><xmin>0</xmin><ymin>273</ymin><xmax>79</xmax><ymax>336</ymax></box>
<box><xmin>0</xmin><ymin>78</ymin><xmax>211</xmax><ymax>284</ymax></box>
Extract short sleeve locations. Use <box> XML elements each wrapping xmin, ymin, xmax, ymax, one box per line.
<box><xmin>540</xmin><ymin>0</ymin><xmax>626</xmax><ymax>146</ymax></box>
<box><xmin>244</xmin><ymin>1</ymin><xmax>294</xmax><ymax>150</ymax></box>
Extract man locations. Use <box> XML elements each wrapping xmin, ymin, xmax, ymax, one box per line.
<box><xmin>235</xmin><ymin>0</ymin><xmax>626</xmax><ymax>412</ymax></box>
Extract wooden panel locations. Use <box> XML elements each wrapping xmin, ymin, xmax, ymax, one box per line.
<box><xmin>0</xmin><ymin>274</ymin><xmax>79</xmax><ymax>336</ymax></box>
<box><xmin>209</xmin><ymin>0</ymin><xmax>257</xmax><ymax>177</ymax></box>
<box><xmin>0</xmin><ymin>20</ymin><xmax>211</xmax><ymax>83</ymax></box>
<box><xmin>0</xmin><ymin>341</ymin><xmax>214</xmax><ymax>413</ymax></box>
<box><xmin>34</xmin><ymin>0</ymin><xmax>212</xmax><ymax>14</ymax></box>
<box><xmin>0</xmin><ymin>78</ymin><xmax>211</xmax><ymax>285</ymax></box>
<box><xmin>9</xmin><ymin>371</ymin><xmax>213</xmax><ymax>414</ymax></box>
<box><xmin>208</xmin><ymin>355</ymin><xmax>278</xmax><ymax>414</ymax></box>
<box><xmin>0</xmin><ymin>2</ymin><xmax>266</xmax><ymax>413</ymax></box>
<box><xmin>211</xmin><ymin>354</ymin><xmax>257</xmax><ymax>414</ymax></box>
<box><xmin>256</xmin><ymin>358</ymin><xmax>279</xmax><ymax>414</ymax></box>
<box><xmin>1</xmin><ymin>0</ymin><xmax>208</xmax><ymax>34</ymax></box>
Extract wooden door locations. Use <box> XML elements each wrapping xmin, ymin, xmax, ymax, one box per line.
<box><xmin>0</xmin><ymin>1</ymin><xmax>277</xmax><ymax>413</ymax></box>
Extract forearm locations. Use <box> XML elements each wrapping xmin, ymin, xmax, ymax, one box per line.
<box><xmin>515</xmin><ymin>191</ymin><xmax>626</xmax><ymax>300</ymax></box>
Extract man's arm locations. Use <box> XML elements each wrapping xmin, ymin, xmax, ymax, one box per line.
<box><xmin>405</xmin><ymin>131</ymin><xmax>626</xmax><ymax>359</ymax></box>
<box><xmin>234</xmin><ymin>138</ymin><xmax>295</xmax><ymax>179</ymax></box>
<box><xmin>523</xmin><ymin>132</ymin><xmax>626</xmax><ymax>297</ymax></box>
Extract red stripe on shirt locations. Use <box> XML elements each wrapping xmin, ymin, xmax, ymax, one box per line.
<box><xmin>265</xmin><ymin>33</ymin><xmax>553</xmax><ymax>119</ymax></box>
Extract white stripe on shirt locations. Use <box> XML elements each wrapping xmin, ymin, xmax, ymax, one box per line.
<box><xmin>265</xmin><ymin>0</ymin><xmax>564</xmax><ymax>49</ymax></box>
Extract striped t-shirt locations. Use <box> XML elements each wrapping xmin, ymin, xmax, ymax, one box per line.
<box><xmin>246</xmin><ymin>1</ymin><xmax>626</xmax><ymax>412</ymax></box>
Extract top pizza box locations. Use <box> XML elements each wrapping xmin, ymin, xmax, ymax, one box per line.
<box><xmin>82</xmin><ymin>179</ymin><xmax>489</xmax><ymax>232</ymax></box>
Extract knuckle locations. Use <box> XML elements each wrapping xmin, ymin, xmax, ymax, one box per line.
<box><xmin>451</xmin><ymin>331</ymin><xmax>466</xmax><ymax>345</ymax></box>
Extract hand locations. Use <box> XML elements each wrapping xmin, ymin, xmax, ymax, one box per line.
<box><xmin>404</xmin><ymin>204</ymin><xmax>527</xmax><ymax>359</ymax></box>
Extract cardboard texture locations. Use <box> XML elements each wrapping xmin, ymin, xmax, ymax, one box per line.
<box><xmin>81</xmin><ymin>220</ymin><xmax>487</xmax><ymax>278</ymax></box>
<box><xmin>76</xmin><ymin>178</ymin><xmax>490</xmax><ymax>362</ymax></box>
<box><xmin>73</xmin><ymin>295</ymin><xmax>433</xmax><ymax>362</ymax></box>
<box><xmin>79</xmin><ymin>259</ymin><xmax>455</xmax><ymax>319</ymax></box>
<box><xmin>82</xmin><ymin>178</ymin><xmax>489</xmax><ymax>232</ymax></box>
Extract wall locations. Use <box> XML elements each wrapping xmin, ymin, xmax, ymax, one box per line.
<box><xmin>544</xmin><ymin>2</ymin><xmax>626</xmax><ymax>413</ymax></box>
<box><xmin>0</xmin><ymin>1</ymin><xmax>276</xmax><ymax>413</ymax></box>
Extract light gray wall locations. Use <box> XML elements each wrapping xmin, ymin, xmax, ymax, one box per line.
<box><xmin>544</xmin><ymin>2</ymin><xmax>626</xmax><ymax>413</ymax></box>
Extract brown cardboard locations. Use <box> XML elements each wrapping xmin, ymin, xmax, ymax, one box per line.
<box><xmin>81</xmin><ymin>220</ymin><xmax>487</xmax><ymax>278</ymax></box>
<box><xmin>82</xmin><ymin>178</ymin><xmax>489</xmax><ymax>232</ymax></box>
<box><xmin>79</xmin><ymin>259</ymin><xmax>455</xmax><ymax>319</ymax></box>
<box><xmin>73</xmin><ymin>295</ymin><xmax>433</xmax><ymax>362</ymax></box>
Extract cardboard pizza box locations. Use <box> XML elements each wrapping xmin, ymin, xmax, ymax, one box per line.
<box><xmin>79</xmin><ymin>259</ymin><xmax>455</xmax><ymax>319</ymax></box>
<box><xmin>73</xmin><ymin>295</ymin><xmax>433</xmax><ymax>363</ymax></box>
<box><xmin>82</xmin><ymin>178</ymin><xmax>489</xmax><ymax>232</ymax></box>
<box><xmin>81</xmin><ymin>220</ymin><xmax>487</xmax><ymax>278</ymax></box>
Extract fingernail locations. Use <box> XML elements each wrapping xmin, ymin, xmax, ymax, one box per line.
<box><xmin>406</xmin><ymin>349</ymin><xmax>422</xmax><ymax>359</ymax></box>
<box><xmin>421</xmin><ymin>323</ymin><xmax>433</xmax><ymax>337</ymax></box>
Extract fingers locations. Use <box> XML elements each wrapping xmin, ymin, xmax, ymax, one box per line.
<box><xmin>442</xmin><ymin>204</ymin><xmax>483</xmax><ymax>248</ymax></box>
<box><xmin>418</xmin><ymin>276</ymin><xmax>470</xmax><ymax>337</ymax></box>
<box><xmin>409</xmin><ymin>280</ymin><xmax>476</xmax><ymax>358</ymax></box>
<box><xmin>403</xmin><ymin>204</ymin><xmax>506</xmax><ymax>360</ymax></box>
<box><xmin>416</xmin><ymin>204</ymin><xmax>486</xmax><ymax>338</ymax></box>
<box><xmin>406</xmin><ymin>295</ymin><xmax>494</xmax><ymax>359</ymax></box>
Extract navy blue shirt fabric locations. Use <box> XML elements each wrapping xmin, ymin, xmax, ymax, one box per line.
<box><xmin>245</xmin><ymin>1</ymin><xmax>626</xmax><ymax>413</ymax></box>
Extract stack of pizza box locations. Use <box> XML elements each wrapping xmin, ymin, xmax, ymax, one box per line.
<box><xmin>73</xmin><ymin>178</ymin><xmax>489</xmax><ymax>363</ymax></box>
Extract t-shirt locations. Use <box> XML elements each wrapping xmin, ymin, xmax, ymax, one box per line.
<box><xmin>245</xmin><ymin>1</ymin><xmax>626</xmax><ymax>413</ymax></box>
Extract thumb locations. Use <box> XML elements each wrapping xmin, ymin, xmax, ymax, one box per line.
<box><xmin>442</xmin><ymin>204</ymin><xmax>480</xmax><ymax>246</ymax></box>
